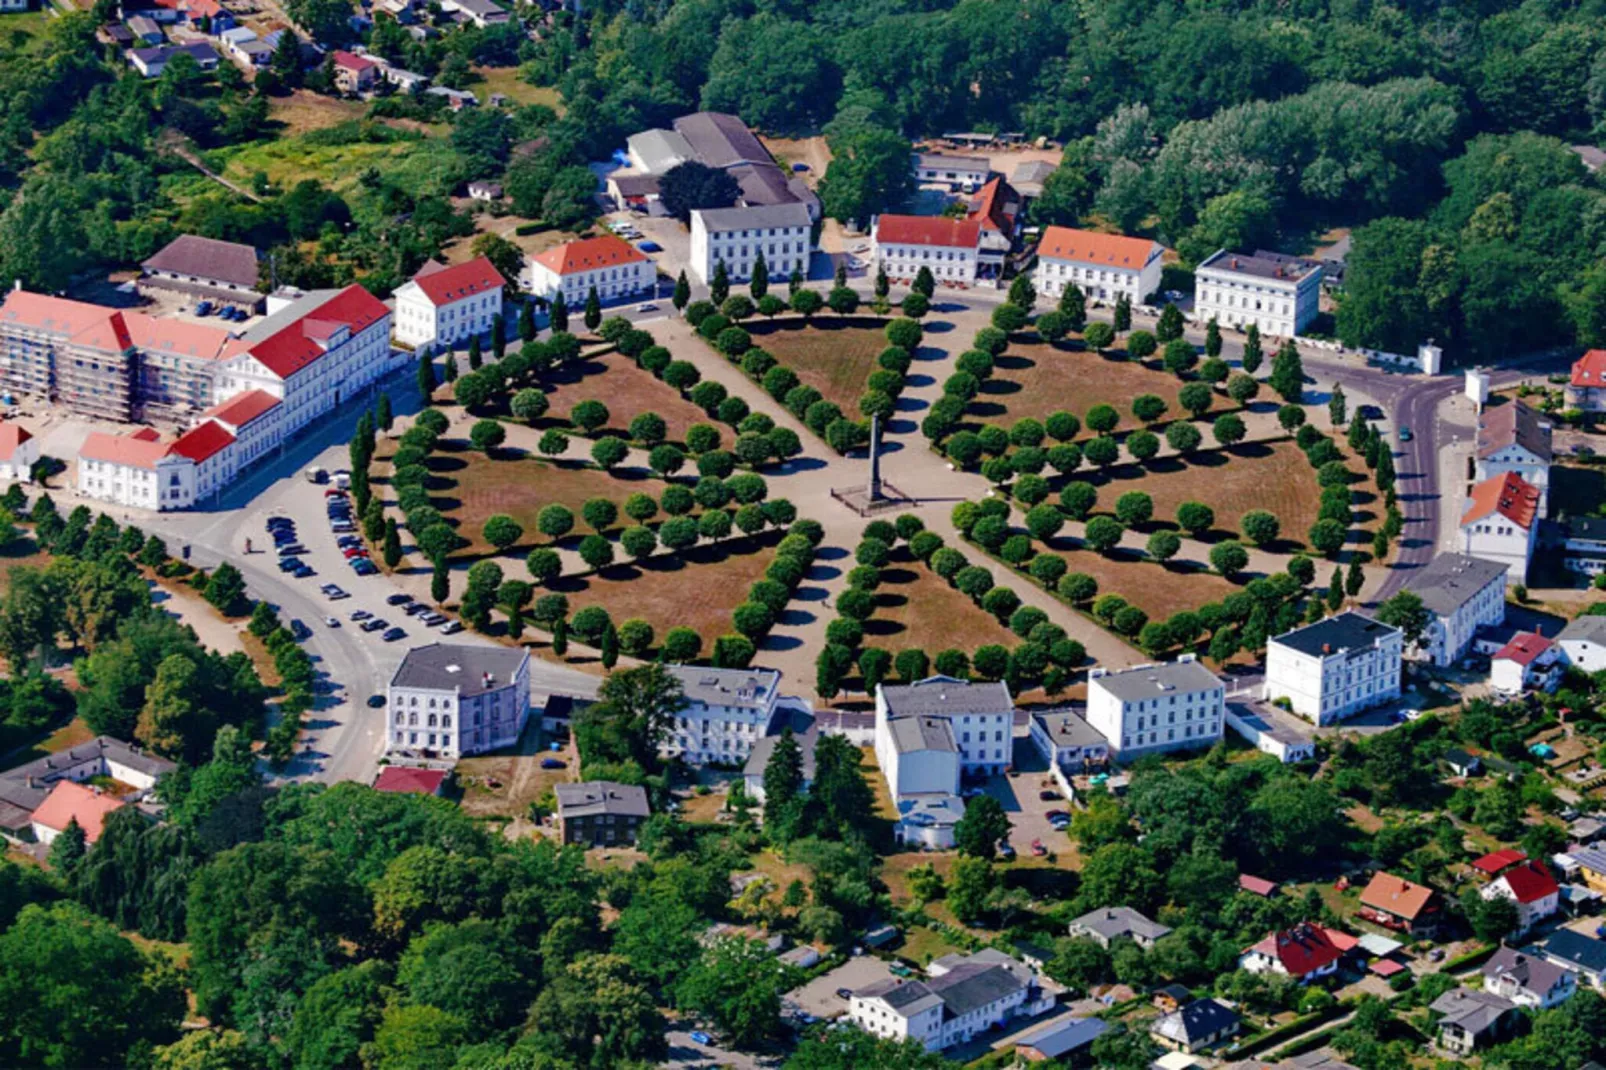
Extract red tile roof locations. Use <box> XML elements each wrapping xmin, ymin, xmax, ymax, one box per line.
<box><xmin>1245</xmin><ymin>924</ymin><xmax>1355</xmax><ymax>978</ymax></box>
<box><xmin>30</xmin><ymin>780</ymin><xmax>124</xmax><ymax>844</ymax></box>
<box><xmin>875</xmin><ymin>214</ymin><xmax>982</xmax><ymax>249</ymax></box>
<box><xmin>129</xmin><ymin>427</ymin><xmax>162</xmax><ymax>442</ymax></box>
<box><xmin>1360</xmin><ymin>872</ymin><xmax>1438</xmax><ymax>921</ymax></box>
<box><xmin>966</xmin><ymin>177</ymin><xmax>1014</xmax><ymax>233</ymax></box>
<box><xmin>332</xmin><ymin>49</ymin><xmax>377</xmax><ymax>71</ymax></box>
<box><xmin>204</xmin><ymin>389</ymin><xmax>281</xmax><ymax>429</ymax></box>
<box><xmin>0</xmin><ymin>424</ymin><xmax>33</xmax><ymax>462</ymax></box>
<box><xmin>169</xmin><ymin>420</ymin><xmax>235</xmax><ymax>464</ymax></box>
<box><xmin>1238</xmin><ymin>874</ymin><xmax>1278</xmax><ymax>897</ymax></box>
<box><xmin>1573</xmin><ymin>349</ymin><xmax>1606</xmax><ymax>388</ymax></box>
<box><xmin>1462</xmin><ymin>471</ymin><xmax>1541</xmax><ymax>531</ymax></box>
<box><xmin>1038</xmin><ymin>226</ymin><xmax>1159</xmax><ymax>270</ymax></box>
<box><xmin>78</xmin><ymin>431</ymin><xmax>173</xmax><ymax>469</ymax></box>
<box><xmin>373</xmin><ymin>766</ymin><xmax>448</xmax><ymax>794</ymax></box>
<box><xmin>1473</xmin><ymin>848</ymin><xmax>1528</xmax><ymax>876</ymax></box>
<box><xmin>246</xmin><ymin>285</ymin><xmax>388</xmax><ymax>380</ymax></box>
<box><xmin>409</xmin><ymin>255</ymin><xmax>505</xmax><ymax>306</ymax></box>
<box><xmin>531</xmin><ymin>235</ymin><xmax>647</xmax><ymax>277</ymax></box>
<box><xmin>1494</xmin><ymin>631</ymin><xmax>1554</xmax><ymax>668</ymax></box>
<box><xmin>1498</xmin><ymin>860</ymin><xmax>1560</xmax><ymax>904</ymax></box>
<box><xmin>0</xmin><ymin>291</ymin><xmax>236</xmax><ymax>360</ymax></box>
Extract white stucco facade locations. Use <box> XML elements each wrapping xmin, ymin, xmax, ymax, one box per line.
<box><xmin>661</xmin><ymin>665</ymin><xmax>783</xmax><ymax>767</ymax></box>
<box><xmin>1033</xmin><ymin>228</ymin><xmax>1164</xmax><ymax>306</ymax></box>
<box><xmin>1193</xmin><ymin>249</ymin><xmax>1322</xmax><ymax>338</ymax></box>
<box><xmin>689</xmin><ymin>204</ymin><xmax>812</xmax><ymax>286</ymax></box>
<box><xmin>1264</xmin><ymin>612</ymin><xmax>1403</xmax><ymax>725</ymax></box>
<box><xmin>1085</xmin><ymin>656</ymin><xmax>1224</xmax><ymax>759</ymax></box>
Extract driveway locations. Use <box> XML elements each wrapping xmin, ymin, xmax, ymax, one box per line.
<box><xmin>787</xmin><ymin>956</ymin><xmax>897</xmax><ymax>1020</ymax></box>
<box><xmin>984</xmin><ymin>738</ymin><xmax>1072</xmax><ymax>858</ymax></box>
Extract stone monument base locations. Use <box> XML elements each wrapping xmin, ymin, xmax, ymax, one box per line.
<box><xmin>830</xmin><ymin>481</ymin><xmax>910</xmax><ymax>517</ymax></box>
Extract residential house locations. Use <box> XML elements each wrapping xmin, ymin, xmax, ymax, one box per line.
<box><xmin>1430</xmin><ymin>987</ymin><xmax>1520</xmax><ymax>1055</ymax></box>
<box><xmin>912</xmin><ymin>153</ymin><xmax>991</xmax><ymax>190</ymax></box>
<box><xmin>29</xmin><ymin>781</ymin><xmax>125</xmax><ymax>847</ymax></box>
<box><xmin>554</xmin><ymin>781</ymin><xmax>650</xmax><ymax>847</ymax></box>
<box><xmin>1482</xmin><ymin>946</ymin><xmax>1579</xmax><ymax>1009</ymax></box>
<box><xmin>1482</xmin><ymin>859</ymin><xmax>1561</xmax><ymax>932</ymax></box>
<box><xmin>1491</xmin><ymin>631</ymin><xmax>1562</xmax><ymax>695</ymax></box>
<box><xmin>1150</xmin><ymin>998</ymin><xmax>1241</xmax><ymax>1053</ymax></box>
<box><xmin>1443</xmin><ymin>748</ymin><xmax>1482</xmax><ymax>778</ymax></box>
<box><xmin>1403</xmin><ymin>552</ymin><xmax>1509</xmax><ymax>667</ymax></box>
<box><xmin>0</xmin><ymin>735</ymin><xmax>173</xmax><ymax>846</ymax></box>
<box><xmin>1460</xmin><ymin>472</ymin><xmax>1541</xmax><ymax>584</ymax></box>
<box><xmin>689</xmin><ymin>203</ymin><xmax>812</xmax><ymax>286</ymax></box>
<box><xmin>1086</xmin><ymin>655</ymin><xmax>1225</xmax><ymax>760</ymax></box>
<box><xmin>139</xmin><ymin>234</ymin><xmax>261</xmax><ymax>309</ymax></box>
<box><xmin>466</xmin><ymin>180</ymin><xmax>502</xmax><ymax>202</ymax></box>
<box><xmin>869</xmin><ymin>215</ymin><xmax>982</xmax><ymax>287</ymax></box>
<box><xmin>1476</xmin><ymin>401</ymin><xmax>1552</xmax><ymax>515</ymax></box>
<box><xmin>1571</xmin><ymin>846</ymin><xmax>1606</xmax><ymax>895</ymax></box>
<box><xmin>385</xmin><ymin>643</ymin><xmax>532</xmax><ymax>759</ymax></box>
<box><xmin>1193</xmin><ymin>249</ymin><xmax>1322</xmax><ymax>338</ymax></box>
<box><xmin>964</xmin><ymin>177</ymin><xmax>1020</xmax><ymax>282</ymax></box>
<box><xmin>1558</xmin><ymin>616</ymin><xmax>1606</xmax><ymax>673</ymax></box>
<box><xmin>876</xmin><ymin>676</ymin><xmax>1013</xmax><ymax>796</ymax></box>
<box><xmin>128</xmin><ymin>41</ymin><xmax>219</xmax><ymax>77</ymax></box>
<box><xmin>1067</xmin><ymin>906</ymin><xmax>1173</xmax><ymax>949</ymax></box>
<box><xmin>522</xmin><ymin>234</ymin><xmax>655</xmax><ymax>305</ymax></box>
<box><xmin>846</xmin><ymin>950</ymin><xmax>1048</xmax><ymax>1052</ymax></box>
<box><xmin>1541</xmin><ymin>929</ymin><xmax>1606</xmax><ymax>988</ymax></box>
<box><xmin>440</xmin><ymin>0</ymin><xmax>509</xmax><ymax>27</ymax></box>
<box><xmin>1473</xmin><ymin>849</ymin><xmax>1529</xmax><ymax>878</ymax></box>
<box><xmin>126</xmin><ymin>14</ymin><xmax>163</xmax><ymax>43</ymax></box>
<box><xmin>153</xmin><ymin>0</ymin><xmax>234</xmax><ymax>30</ymax></box>
<box><xmin>371</xmin><ymin>767</ymin><xmax>448</xmax><ymax>795</ymax></box>
<box><xmin>0</xmin><ymin>424</ymin><xmax>37</xmax><ymax>482</ymax></box>
<box><xmin>1264</xmin><ymin>612</ymin><xmax>1403</xmax><ymax>725</ymax></box>
<box><xmin>1029</xmin><ymin>709</ymin><xmax>1110</xmax><ymax>773</ymax></box>
<box><xmin>1567</xmin><ymin>349</ymin><xmax>1606</xmax><ymax>411</ymax></box>
<box><xmin>1033</xmin><ymin>227</ymin><xmax>1165</xmax><ymax>308</ymax></box>
<box><xmin>392</xmin><ymin>256</ymin><xmax>504</xmax><ymax>351</ymax></box>
<box><xmin>1358</xmin><ymin>871</ymin><xmax>1442</xmax><ymax>936</ymax></box>
<box><xmin>1238</xmin><ymin>924</ymin><xmax>1357</xmax><ymax>983</ymax></box>
<box><xmin>663</xmin><ymin>665</ymin><xmax>786</xmax><ymax>766</ymax></box>
<box><xmin>1562</xmin><ymin>516</ymin><xmax>1606</xmax><ymax>577</ymax></box>
<box><xmin>331</xmin><ymin>50</ymin><xmax>379</xmax><ymax>94</ymax></box>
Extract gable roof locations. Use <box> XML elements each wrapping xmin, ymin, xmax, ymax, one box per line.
<box><xmin>1559</xmin><ymin>615</ymin><xmax>1606</xmax><ymax>647</ymax></box>
<box><xmin>1497</xmin><ymin>859</ymin><xmax>1559</xmax><ymax>904</ymax></box>
<box><xmin>78</xmin><ymin>431</ymin><xmax>174</xmax><ymax>470</ymax></box>
<box><xmin>1245</xmin><ymin>924</ymin><xmax>1356</xmax><ymax>977</ymax></box>
<box><xmin>673</xmin><ymin>111</ymin><xmax>770</xmax><ymax>169</ymax></box>
<box><xmin>1038</xmin><ymin>227</ymin><xmax>1159</xmax><ymax>270</ymax></box>
<box><xmin>532</xmin><ymin>235</ymin><xmax>647</xmax><ymax>277</ymax></box>
<box><xmin>0</xmin><ymin>424</ymin><xmax>33</xmax><ymax>462</ymax></box>
<box><xmin>1403</xmin><ymin>553</ymin><xmax>1510</xmax><ymax>618</ymax></box>
<box><xmin>1573</xmin><ymin>349</ymin><xmax>1606</xmax><ymax>388</ymax></box>
<box><xmin>881</xmin><ymin>675</ymin><xmax>1014</xmax><ymax>718</ymax></box>
<box><xmin>1483</xmin><ymin>946</ymin><xmax>1575</xmax><ymax>996</ymax></box>
<box><xmin>1494</xmin><ymin>631</ymin><xmax>1553</xmax><ymax>668</ymax></box>
<box><xmin>169</xmin><ymin>420</ymin><xmax>235</xmax><ymax>464</ymax></box>
<box><xmin>372</xmin><ymin>766</ymin><xmax>448</xmax><ymax>794</ymax></box>
<box><xmin>203</xmin><ymin>389</ymin><xmax>281</xmax><ymax>429</ymax></box>
<box><xmin>555</xmin><ymin>780</ymin><xmax>650</xmax><ymax>819</ymax></box>
<box><xmin>407</xmin><ymin>255</ymin><xmax>504</xmax><ymax>306</ymax></box>
<box><xmin>1462</xmin><ymin>471</ymin><xmax>1542</xmax><ymax>531</ymax></box>
<box><xmin>1361</xmin><ymin>872</ymin><xmax>1437</xmax><ymax>920</ymax></box>
<box><xmin>875</xmin><ymin>214</ymin><xmax>982</xmax><ymax>249</ymax></box>
<box><xmin>1239</xmin><ymin>874</ymin><xmax>1278</xmax><ymax>897</ymax></box>
<box><xmin>1069</xmin><ymin>906</ymin><xmax>1172</xmax><ymax>943</ymax></box>
<box><xmin>142</xmin><ymin>234</ymin><xmax>259</xmax><ymax>289</ymax></box>
<box><xmin>1473</xmin><ymin>848</ymin><xmax>1527</xmax><ymax>875</ymax></box>
<box><xmin>332</xmin><ymin>49</ymin><xmax>377</xmax><ymax>71</ymax></box>
<box><xmin>239</xmin><ymin>285</ymin><xmax>388</xmax><ymax>379</ymax></box>
<box><xmin>30</xmin><ymin>780</ymin><xmax>124</xmax><ymax>843</ymax></box>
<box><xmin>1430</xmin><ymin>987</ymin><xmax>1516</xmax><ymax>1034</ymax></box>
<box><xmin>1478</xmin><ymin>401</ymin><xmax>1552</xmax><ymax>462</ymax></box>
<box><xmin>1152</xmin><ymin>998</ymin><xmax>1240</xmax><ymax>1044</ymax></box>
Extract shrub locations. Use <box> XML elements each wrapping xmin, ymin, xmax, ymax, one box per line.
<box><xmin>1083</xmin><ymin>516</ymin><xmax>1125</xmax><ymax>554</ymax></box>
<box><xmin>1058</xmin><ymin>572</ymin><xmax>1097</xmax><ymax>603</ymax></box>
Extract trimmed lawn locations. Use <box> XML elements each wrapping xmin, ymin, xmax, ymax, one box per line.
<box><xmin>549</xmin><ymin>535</ymin><xmax>779</xmax><ymax>650</ymax></box>
<box><xmin>745</xmin><ymin>316</ymin><xmax>890</xmax><ymax>413</ymax></box>
<box><xmin>864</xmin><ymin>550</ymin><xmax>1022</xmax><ymax>657</ymax></box>
<box><xmin>418</xmin><ymin>443</ymin><xmax>674</xmax><ymax>557</ymax></box>
<box><xmin>972</xmin><ymin>333</ymin><xmax>1235</xmax><ymax>433</ymax></box>
<box><xmin>536</xmin><ymin>351</ymin><xmax>713</xmax><ymax>447</ymax></box>
<box><xmin>469</xmin><ymin>66</ymin><xmax>565</xmax><ymax>113</ymax></box>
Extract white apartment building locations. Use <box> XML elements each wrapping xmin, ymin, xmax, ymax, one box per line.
<box><xmin>1193</xmin><ymin>249</ymin><xmax>1322</xmax><ymax>338</ymax></box>
<box><xmin>1085</xmin><ymin>655</ymin><xmax>1224</xmax><ymax>760</ymax></box>
<box><xmin>1557</xmin><ymin>615</ymin><xmax>1606</xmax><ymax>672</ymax></box>
<box><xmin>522</xmin><ymin>235</ymin><xmax>656</xmax><ymax>305</ymax></box>
<box><xmin>1461</xmin><ymin>472</ymin><xmax>1541</xmax><ymax>585</ymax></box>
<box><xmin>1403</xmin><ymin>553</ymin><xmax>1508</xmax><ymax>667</ymax></box>
<box><xmin>386</xmin><ymin>643</ymin><xmax>532</xmax><ymax>758</ymax></box>
<box><xmin>876</xmin><ymin>676</ymin><xmax>1013</xmax><ymax>796</ymax></box>
<box><xmin>393</xmin><ymin>256</ymin><xmax>504</xmax><ymax>351</ymax></box>
<box><xmin>688</xmin><ymin>203</ymin><xmax>812</xmax><ymax>286</ymax></box>
<box><xmin>0</xmin><ymin>424</ymin><xmax>37</xmax><ymax>482</ymax></box>
<box><xmin>1034</xmin><ymin>227</ymin><xmax>1164</xmax><ymax>306</ymax></box>
<box><xmin>662</xmin><ymin>665</ymin><xmax>783</xmax><ymax>766</ymax></box>
<box><xmin>912</xmin><ymin>153</ymin><xmax>990</xmax><ymax>190</ymax></box>
<box><xmin>1264</xmin><ymin>611</ymin><xmax>1403</xmax><ymax>725</ymax></box>
<box><xmin>1490</xmin><ymin>631</ymin><xmax>1560</xmax><ymax>695</ymax></box>
<box><xmin>847</xmin><ymin>951</ymin><xmax>1047</xmax><ymax>1052</ymax></box>
<box><xmin>1562</xmin><ymin>516</ymin><xmax>1606</xmax><ymax>577</ymax></box>
<box><xmin>1476</xmin><ymin>401</ymin><xmax>1552</xmax><ymax>516</ymax></box>
<box><xmin>869</xmin><ymin>215</ymin><xmax>982</xmax><ymax>286</ymax></box>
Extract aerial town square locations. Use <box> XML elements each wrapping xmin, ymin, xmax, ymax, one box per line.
<box><xmin>6</xmin><ymin>1</ymin><xmax>1606</xmax><ymax>1068</ymax></box>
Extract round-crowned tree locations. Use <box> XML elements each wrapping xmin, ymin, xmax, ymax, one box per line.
<box><xmin>1176</xmin><ymin>501</ymin><xmax>1215</xmax><ymax>536</ymax></box>
<box><xmin>1147</xmin><ymin>529</ymin><xmax>1182</xmax><ymax>562</ymax></box>
<box><xmin>1209</xmin><ymin>540</ymin><xmax>1250</xmax><ymax>577</ymax></box>
<box><xmin>1058</xmin><ymin>572</ymin><xmax>1098</xmax><ymax>603</ymax></box>
<box><xmin>1085</xmin><ymin>404</ymin><xmax>1120</xmax><ymax>435</ymax></box>
<box><xmin>1060</xmin><ymin>481</ymin><xmax>1097</xmax><ymax>519</ymax></box>
<box><xmin>1083</xmin><ymin>516</ymin><xmax>1125</xmax><ymax>554</ymax></box>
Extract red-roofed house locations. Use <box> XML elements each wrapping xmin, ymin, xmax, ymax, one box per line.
<box><xmin>1461</xmin><ymin>471</ymin><xmax>1541</xmax><ymax>584</ymax></box>
<box><xmin>29</xmin><ymin>780</ymin><xmax>125</xmax><ymax>847</ymax></box>
<box><xmin>523</xmin><ymin>235</ymin><xmax>655</xmax><ymax>305</ymax></box>
<box><xmin>871</xmin><ymin>215</ymin><xmax>984</xmax><ymax>287</ymax></box>
<box><xmin>1359</xmin><ymin>871</ymin><xmax>1443</xmax><ymax>936</ymax></box>
<box><xmin>394</xmin><ymin>255</ymin><xmax>506</xmax><ymax>349</ymax></box>
<box><xmin>1481</xmin><ymin>859</ymin><xmax>1560</xmax><ymax>932</ymax></box>
<box><xmin>1035</xmin><ymin>226</ymin><xmax>1165</xmax><ymax>307</ymax></box>
<box><xmin>332</xmin><ymin>50</ymin><xmax>379</xmax><ymax>94</ymax></box>
<box><xmin>0</xmin><ymin>423</ymin><xmax>37</xmax><ymax>483</ymax></box>
<box><xmin>1238</xmin><ymin>874</ymin><xmax>1278</xmax><ymax>898</ymax></box>
<box><xmin>1239</xmin><ymin>924</ymin><xmax>1357</xmax><ymax>983</ymax></box>
<box><xmin>1472</xmin><ymin>848</ymin><xmax>1528</xmax><ymax>877</ymax></box>
<box><xmin>1568</xmin><ymin>349</ymin><xmax>1606</xmax><ymax>412</ymax></box>
<box><xmin>1491</xmin><ymin>631</ymin><xmax>1561</xmax><ymax>695</ymax></box>
<box><xmin>373</xmin><ymin>766</ymin><xmax>449</xmax><ymax>795</ymax></box>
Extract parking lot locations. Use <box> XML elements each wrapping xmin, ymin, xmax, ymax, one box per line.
<box><xmin>974</xmin><ymin>736</ymin><xmax>1073</xmax><ymax>859</ymax></box>
<box><xmin>786</xmin><ymin>956</ymin><xmax>897</xmax><ymax>1020</ymax></box>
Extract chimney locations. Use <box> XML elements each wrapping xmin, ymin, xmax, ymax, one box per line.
<box><xmin>1322</xmin><ymin>643</ymin><xmax>1331</xmax><ymax>654</ymax></box>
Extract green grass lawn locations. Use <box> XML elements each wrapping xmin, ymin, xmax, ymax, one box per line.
<box><xmin>210</xmin><ymin>130</ymin><xmax>464</xmax><ymax>198</ymax></box>
<box><xmin>471</xmin><ymin>65</ymin><xmax>565</xmax><ymax>113</ymax></box>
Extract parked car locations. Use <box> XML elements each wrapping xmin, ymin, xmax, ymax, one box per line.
<box><xmin>342</xmin><ymin>547</ymin><xmax>369</xmax><ymax>559</ymax></box>
<box><xmin>350</xmin><ymin>609</ymin><xmax>372</xmax><ymax>622</ymax></box>
<box><xmin>440</xmin><ymin>621</ymin><xmax>463</xmax><ymax>635</ymax></box>
<box><xmin>1397</xmin><ymin>426</ymin><xmax>1413</xmax><ymax>442</ymax></box>
<box><xmin>835</xmin><ymin>988</ymin><xmax>854</xmax><ymax>1000</ymax></box>
<box><xmin>322</xmin><ymin>585</ymin><xmax>349</xmax><ymax>600</ymax></box>
<box><xmin>293</xmin><ymin>566</ymin><xmax>316</xmax><ymax>579</ymax></box>
<box><xmin>405</xmin><ymin>603</ymin><xmax>429</xmax><ymax>616</ymax></box>
<box><xmin>637</xmin><ymin>241</ymin><xmax>661</xmax><ymax>253</ymax></box>
<box><xmin>367</xmin><ymin>694</ymin><xmax>386</xmax><ymax>708</ymax></box>
<box><xmin>1038</xmin><ymin>789</ymin><xmax>1059</xmax><ymax>801</ymax></box>
<box><xmin>541</xmin><ymin>757</ymin><xmax>566</xmax><ymax>769</ymax></box>
<box><xmin>289</xmin><ymin>619</ymin><xmax>312</xmax><ymax>641</ymax></box>
<box><xmin>1030</xmin><ymin>840</ymin><xmax>1047</xmax><ymax>856</ymax></box>
<box><xmin>352</xmin><ymin>560</ymin><xmax>378</xmax><ymax>576</ymax></box>
<box><xmin>688</xmin><ymin>1032</ymin><xmax>711</xmax><ymax>1046</ymax></box>
<box><xmin>361</xmin><ymin>618</ymin><xmax>388</xmax><ymax>632</ymax></box>
<box><xmin>277</xmin><ymin>557</ymin><xmax>303</xmax><ymax>573</ymax></box>
<box><xmin>382</xmin><ymin>627</ymin><xmax>406</xmax><ymax>642</ymax></box>
<box><xmin>636</xmin><ymin>302</ymin><xmax>658</xmax><ymax>312</ymax></box>
<box><xmin>421</xmin><ymin>612</ymin><xmax>447</xmax><ymax>626</ymax></box>
<box><xmin>278</xmin><ymin>544</ymin><xmax>308</xmax><ymax>556</ymax></box>
<box><xmin>997</xmin><ymin>843</ymin><xmax>1016</xmax><ymax>861</ymax></box>
<box><xmin>387</xmin><ymin>592</ymin><xmax>412</xmax><ymax>606</ymax></box>
<box><xmin>324</xmin><ymin>616</ymin><xmax>340</xmax><ymax>627</ymax></box>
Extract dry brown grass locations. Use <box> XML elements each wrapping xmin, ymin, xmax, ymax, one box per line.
<box><xmin>266</xmin><ymin>90</ymin><xmax>368</xmax><ymax>136</ymax></box>
<box><xmin>865</xmin><ymin>551</ymin><xmax>1022</xmax><ymax>656</ymax></box>
<box><xmin>456</xmin><ymin>734</ymin><xmax>577</xmax><ymax>826</ymax></box>
<box><xmin>745</xmin><ymin>317</ymin><xmax>889</xmax><ymax>412</ymax></box>
<box><xmin>1029</xmin><ymin>538</ymin><xmax>1245</xmax><ymax>622</ymax></box>
<box><xmin>536</xmin><ymin>352</ymin><xmax>713</xmax><ymax>447</ymax></box>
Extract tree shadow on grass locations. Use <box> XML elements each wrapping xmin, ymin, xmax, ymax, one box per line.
<box><xmin>995</xmin><ymin>353</ymin><xmax>1036</xmax><ymax>372</ymax></box>
<box><xmin>979</xmin><ymin>378</ymin><xmax>1022</xmax><ymax>397</ymax></box>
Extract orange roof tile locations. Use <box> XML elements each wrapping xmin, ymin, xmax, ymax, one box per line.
<box><xmin>332</xmin><ymin>50</ymin><xmax>377</xmax><ymax>72</ymax></box>
<box><xmin>966</xmin><ymin>177</ymin><xmax>1014</xmax><ymax>233</ymax></box>
<box><xmin>531</xmin><ymin>235</ymin><xmax>647</xmax><ymax>276</ymax></box>
<box><xmin>409</xmin><ymin>255</ymin><xmax>505</xmax><ymax>306</ymax></box>
<box><xmin>1462</xmin><ymin>471</ymin><xmax>1541</xmax><ymax>531</ymax></box>
<box><xmin>1573</xmin><ymin>349</ymin><xmax>1606</xmax><ymax>388</ymax></box>
<box><xmin>78</xmin><ymin>431</ymin><xmax>172</xmax><ymax>469</ymax></box>
<box><xmin>1038</xmin><ymin>226</ymin><xmax>1159</xmax><ymax>270</ymax></box>
<box><xmin>0</xmin><ymin>423</ymin><xmax>33</xmax><ymax>461</ymax></box>
<box><xmin>1360</xmin><ymin>872</ymin><xmax>1437</xmax><ymax>921</ymax></box>
<box><xmin>875</xmin><ymin>214</ymin><xmax>982</xmax><ymax>248</ymax></box>
<box><xmin>30</xmin><ymin>780</ymin><xmax>124</xmax><ymax>844</ymax></box>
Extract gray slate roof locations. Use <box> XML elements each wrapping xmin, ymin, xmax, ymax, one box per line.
<box><xmin>1478</xmin><ymin>401</ymin><xmax>1552</xmax><ymax>462</ymax></box>
<box><xmin>1483</xmin><ymin>946</ymin><xmax>1575</xmax><ymax>996</ymax></box>
<box><xmin>389</xmin><ymin>642</ymin><xmax>528</xmax><ymax>692</ymax></box>
<box><xmin>743</xmin><ymin>710</ymin><xmax>817</xmax><ymax>781</ymax></box>
<box><xmin>1543</xmin><ymin>929</ymin><xmax>1606</xmax><ymax>973</ymax></box>
<box><xmin>626</xmin><ymin>128</ymin><xmax>694</xmax><ymax>174</ymax></box>
<box><xmin>142</xmin><ymin>235</ymin><xmax>259</xmax><ymax>289</ymax></box>
<box><xmin>857</xmin><ymin>977</ymin><xmax>943</xmax><ymax>1018</ymax></box>
<box><xmin>881</xmin><ymin>675</ymin><xmax>1014</xmax><ymax>718</ymax></box>
<box><xmin>692</xmin><ymin>202</ymin><xmax>812</xmax><ymax>233</ymax></box>
<box><xmin>1199</xmin><ymin>248</ymin><xmax>1321</xmax><ymax>283</ymax></box>
<box><xmin>1403</xmin><ymin>553</ymin><xmax>1509</xmax><ymax>617</ymax></box>
<box><xmin>1559</xmin><ymin>615</ymin><xmax>1606</xmax><ymax>646</ymax></box>
<box><xmin>1015</xmin><ymin>1015</ymin><xmax>1106</xmax><ymax>1057</ymax></box>
<box><xmin>554</xmin><ymin>780</ymin><xmax>649</xmax><ymax>819</ymax></box>
<box><xmin>1430</xmin><ymin>987</ymin><xmax>1516</xmax><ymax>1034</ymax></box>
<box><xmin>666</xmin><ymin>664</ymin><xmax>779</xmax><ymax>710</ymax></box>
<box><xmin>1089</xmin><ymin>658</ymin><xmax>1221</xmax><ymax>703</ymax></box>
<box><xmin>673</xmin><ymin>111</ymin><xmax>771</xmax><ymax>169</ymax></box>
<box><xmin>926</xmin><ymin>963</ymin><xmax>1023</xmax><ymax>1016</ymax></box>
<box><xmin>1271</xmin><ymin>611</ymin><xmax>1400</xmax><ymax>659</ymax></box>
<box><xmin>1151</xmin><ymin>997</ymin><xmax>1240</xmax><ymax>1044</ymax></box>
<box><xmin>888</xmin><ymin>716</ymin><xmax>957</xmax><ymax>755</ymax></box>
<box><xmin>1033</xmin><ymin>709</ymin><xmax>1107</xmax><ymax>749</ymax></box>
<box><xmin>1068</xmin><ymin>906</ymin><xmax>1172</xmax><ymax>943</ymax></box>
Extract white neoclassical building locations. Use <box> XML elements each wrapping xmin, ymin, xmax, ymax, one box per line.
<box><xmin>869</xmin><ymin>215</ymin><xmax>982</xmax><ymax>287</ymax></box>
<box><xmin>1475</xmin><ymin>401</ymin><xmax>1552</xmax><ymax>516</ymax></box>
<box><xmin>661</xmin><ymin>665</ymin><xmax>784</xmax><ymax>766</ymax></box>
<box><xmin>1264</xmin><ymin>611</ymin><xmax>1403</xmax><ymax>725</ymax></box>
<box><xmin>522</xmin><ymin>235</ymin><xmax>657</xmax><ymax>305</ymax></box>
<box><xmin>688</xmin><ymin>203</ymin><xmax>812</xmax><ymax>286</ymax></box>
<box><xmin>1033</xmin><ymin>227</ymin><xmax>1164</xmax><ymax>306</ymax></box>
<box><xmin>876</xmin><ymin>676</ymin><xmax>1013</xmax><ymax>794</ymax></box>
<box><xmin>1085</xmin><ymin>655</ymin><xmax>1225</xmax><ymax>760</ymax></box>
<box><xmin>1193</xmin><ymin>249</ymin><xmax>1322</xmax><ymax>338</ymax></box>
<box><xmin>386</xmin><ymin>643</ymin><xmax>532</xmax><ymax>758</ymax></box>
<box><xmin>393</xmin><ymin>256</ymin><xmax>504</xmax><ymax>350</ymax></box>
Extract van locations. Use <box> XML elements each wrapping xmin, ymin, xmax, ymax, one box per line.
<box><xmin>306</xmin><ymin>466</ymin><xmax>328</xmax><ymax>484</ymax></box>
